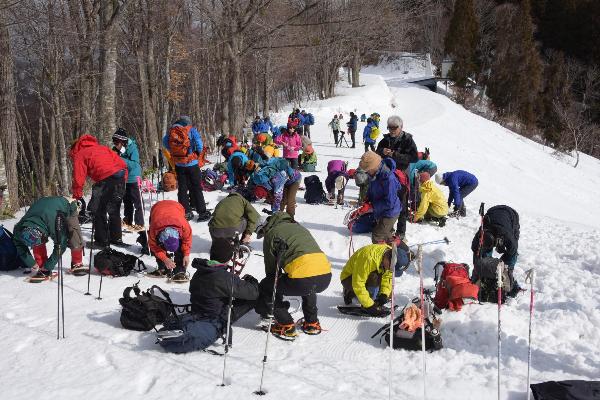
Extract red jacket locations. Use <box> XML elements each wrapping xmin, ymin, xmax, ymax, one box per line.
<box><xmin>69</xmin><ymin>135</ymin><xmax>127</xmax><ymax>198</ymax></box>
<box><xmin>148</xmin><ymin>200</ymin><xmax>192</xmax><ymax>261</ymax></box>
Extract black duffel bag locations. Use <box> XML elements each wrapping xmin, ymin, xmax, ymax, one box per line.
<box><xmin>119</xmin><ymin>283</ymin><xmax>178</xmax><ymax>331</ymax></box>
<box><xmin>94</xmin><ymin>247</ymin><xmax>145</xmax><ymax>277</ymax></box>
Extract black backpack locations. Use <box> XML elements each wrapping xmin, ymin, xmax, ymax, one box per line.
<box><xmin>0</xmin><ymin>225</ymin><xmax>24</xmax><ymax>271</ymax></box>
<box><xmin>303</xmin><ymin>175</ymin><xmax>328</xmax><ymax>204</ymax></box>
<box><xmin>94</xmin><ymin>247</ymin><xmax>146</xmax><ymax>277</ymax></box>
<box><xmin>119</xmin><ymin>283</ymin><xmax>180</xmax><ymax>331</ymax></box>
<box><xmin>473</xmin><ymin>257</ymin><xmax>513</xmax><ymax>304</ymax></box>
<box><xmin>372</xmin><ymin>292</ymin><xmax>443</xmax><ymax>352</ymax></box>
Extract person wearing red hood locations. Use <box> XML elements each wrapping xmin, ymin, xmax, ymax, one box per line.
<box><xmin>70</xmin><ymin>134</ymin><xmax>128</xmax><ymax>248</ymax></box>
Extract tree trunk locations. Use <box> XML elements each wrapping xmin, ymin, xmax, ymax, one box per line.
<box><xmin>98</xmin><ymin>27</ymin><xmax>118</xmax><ymax>143</ymax></box>
<box><xmin>351</xmin><ymin>49</ymin><xmax>361</xmax><ymax>87</ymax></box>
<box><xmin>227</xmin><ymin>37</ymin><xmax>243</xmax><ymax>138</ymax></box>
<box><xmin>0</xmin><ymin>11</ymin><xmax>20</xmax><ymax>211</ymax></box>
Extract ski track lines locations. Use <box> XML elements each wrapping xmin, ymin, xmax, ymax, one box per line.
<box><xmin>2</xmin><ymin>71</ymin><xmax>600</xmax><ymax>400</ymax></box>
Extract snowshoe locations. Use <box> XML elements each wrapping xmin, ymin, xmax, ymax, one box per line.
<box><xmin>298</xmin><ymin>319</ymin><xmax>322</xmax><ymax>335</ymax></box>
<box><xmin>168</xmin><ymin>272</ymin><xmax>190</xmax><ymax>284</ymax></box>
<box><xmin>266</xmin><ymin>322</ymin><xmax>298</xmax><ymax>341</ymax></box>
<box><xmin>146</xmin><ymin>269</ymin><xmax>169</xmax><ymax>278</ymax></box>
<box><xmin>69</xmin><ymin>263</ymin><xmax>89</xmax><ymax>276</ymax></box>
<box><xmin>27</xmin><ymin>269</ymin><xmax>57</xmax><ymax>283</ymax></box>
<box><xmin>337</xmin><ymin>305</ymin><xmax>391</xmax><ymax>318</ymax></box>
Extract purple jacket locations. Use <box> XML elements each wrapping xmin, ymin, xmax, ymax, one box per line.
<box><xmin>366</xmin><ymin>158</ymin><xmax>401</xmax><ymax>220</ymax></box>
<box><xmin>274</xmin><ymin>132</ymin><xmax>302</xmax><ymax>159</ymax></box>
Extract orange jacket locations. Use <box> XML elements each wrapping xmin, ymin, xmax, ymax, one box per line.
<box><xmin>148</xmin><ymin>200</ymin><xmax>192</xmax><ymax>261</ymax></box>
<box><xmin>69</xmin><ymin>135</ymin><xmax>127</xmax><ymax>199</ymax></box>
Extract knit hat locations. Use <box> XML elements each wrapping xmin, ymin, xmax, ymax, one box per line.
<box><xmin>20</xmin><ymin>226</ymin><xmax>45</xmax><ymax>247</ymax></box>
<box><xmin>174</xmin><ymin>115</ymin><xmax>192</xmax><ymax>126</ymax></box>
<box><xmin>210</xmin><ymin>237</ymin><xmax>234</xmax><ymax>264</ymax></box>
<box><xmin>435</xmin><ymin>174</ymin><xmax>444</xmax><ymax>185</ymax></box>
<box><xmin>112</xmin><ymin>128</ymin><xmax>128</xmax><ymax>143</ymax></box>
<box><xmin>358</xmin><ymin>151</ymin><xmax>382</xmax><ymax>175</ymax></box>
<box><xmin>257</xmin><ymin>133</ymin><xmax>267</xmax><ymax>143</ymax></box>
<box><xmin>419</xmin><ymin>172</ymin><xmax>431</xmax><ymax>184</ymax></box>
<box><xmin>158</xmin><ymin>227</ymin><xmax>180</xmax><ymax>252</ymax></box>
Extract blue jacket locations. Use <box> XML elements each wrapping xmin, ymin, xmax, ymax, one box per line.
<box><xmin>162</xmin><ymin>124</ymin><xmax>203</xmax><ymax>167</ymax></box>
<box><xmin>347</xmin><ymin>116</ymin><xmax>358</xmax><ymax>131</ymax></box>
<box><xmin>443</xmin><ymin>170</ymin><xmax>478</xmax><ymax>207</ymax></box>
<box><xmin>252</xmin><ymin>120</ymin><xmax>270</xmax><ymax>134</ymax></box>
<box><xmin>409</xmin><ymin>160</ymin><xmax>438</xmax><ymax>185</ymax></box>
<box><xmin>272</xmin><ymin>125</ymin><xmax>285</xmax><ymax>139</ymax></box>
<box><xmin>264</xmin><ymin>119</ymin><xmax>274</xmax><ymax>132</ymax></box>
<box><xmin>227</xmin><ymin>151</ymin><xmax>249</xmax><ymax>185</ymax></box>
<box><xmin>250</xmin><ymin>157</ymin><xmax>294</xmax><ymax>189</ymax></box>
<box><xmin>367</xmin><ymin>158</ymin><xmax>401</xmax><ymax>220</ymax></box>
<box><xmin>303</xmin><ymin>113</ymin><xmax>314</xmax><ymax>125</ymax></box>
<box><xmin>363</xmin><ymin>121</ymin><xmax>377</xmax><ymax>144</ymax></box>
<box><xmin>120</xmin><ymin>138</ymin><xmax>142</xmax><ymax>184</ymax></box>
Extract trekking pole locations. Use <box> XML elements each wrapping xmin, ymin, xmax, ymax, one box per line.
<box><xmin>525</xmin><ymin>268</ymin><xmax>535</xmax><ymax>400</ymax></box>
<box><xmin>409</xmin><ymin>237</ymin><xmax>450</xmax><ymax>248</ymax></box>
<box><xmin>497</xmin><ymin>261</ymin><xmax>504</xmax><ymax>400</ymax></box>
<box><xmin>220</xmin><ymin>232</ymin><xmax>240</xmax><ymax>387</ymax></box>
<box><xmin>388</xmin><ymin>244</ymin><xmax>398</xmax><ymax>400</ymax></box>
<box><xmin>254</xmin><ymin>238</ymin><xmax>288</xmax><ymax>396</ymax></box>
<box><xmin>477</xmin><ymin>203</ymin><xmax>485</xmax><ymax>257</ymax></box>
<box><xmin>417</xmin><ymin>244</ymin><xmax>427</xmax><ymax>400</ymax></box>
<box><xmin>85</xmin><ymin>216</ymin><xmax>95</xmax><ymax>296</ymax></box>
<box><xmin>55</xmin><ymin>212</ymin><xmax>66</xmax><ymax>339</ymax></box>
<box><xmin>137</xmin><ymin>178</ymin><xmax>152</xmax><ymax>256</ymax></box>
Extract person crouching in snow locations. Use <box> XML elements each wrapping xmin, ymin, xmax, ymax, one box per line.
<box><xmin>413</xmin><ymin>172</ymin><xmax>448</xmax><ymax>226</ymax></box>
<box><xmin>147</xmin><ymin>200</ymin><xmax>192</xmax><ymax>283</ymax></box>
<box><xmin>13</xmin><ymin>196</ymin><xmax>86</xmax><ymax>282</ymax></box>
<box><xmin>208</xmin><ymin>192</ymin><xmax>260</xmax><ymax>244</ymax></box>
<box><xmin>299</xmin><ymin>144</ymin><xmax>317</xmax><ymax>172</ymax></box>
<box><xmin>157</xmin><ymin>238</ymin><xmax>260</xmax><ymax>353</ymax></box>
<box><xmin>358</xmin><ymin>151</ymin><xmax>401</xmax><ymax>244</ymax></box>
<box><xmin>325</xmin><ymin>160</ymin><xmax>349</xmax><ymax>205</ymax></box>
<box><xmin>250</xmin><ymin>158</ymin><xmax>301</xmax><ymax>218</ymax></box>
<box><xmin>254</xmin><ymin>212</ymin><xmax>332</xmax><ymax>339</ymax></box>
<box><xmin>436</xmin><ymin>170</ymin><xmax>478</xmax><ymax>217</ymax></box>
<box><xmin>340</xmin><ymin>242</ymin><xmax>411</xmax><ymax>315</ymax></box>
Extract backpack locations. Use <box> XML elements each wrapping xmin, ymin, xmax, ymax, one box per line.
<box><xmin>433</xmin><ymin>262</ymin><xmax>479</xmax><ymax>311</ymax></box>
<box><xmin>162</xmin><ymin>171</ymin><xmax>178</xmax><ymax>192</ymax></box>
<box><xmin>307</xmin><ymin>113</ymin><xmax>315</xmax><ymax>125</ymax></box>
<box><xmin>200</xmin><ymin>169</ymin><xmax>224</xmax><ymax>192</ymax></box>
<box><xmin>372</xmin><ymin>293</ymin><xmax>443</xmax><ymax>352</ymax></box>
<box><xmin>530</xmin><ymin>380</ymin><xmax>600</xmax><ymax>400</ymax></box>
<box><xmin>0</xmin><ymin>226</ymin><xmax>24</xmax><ymax>271</ymax></box>
<box><xmin>94</xmin><ymin>247</ymin><xmax>146</xmax><ymax>277</ymax></box>
<box><xmin>369</xmin><ymin>126</ymin><xmax>381</xmax><ymax>140</ymax></box>
<box><xmin>473</xmin><ymin>257</ymin><xmax>513</xmax><ymax>304</ymax></box>
<box><xmin>303</xmin><ymin>175</ymin><xmax>328</xmax><ymax>204</ymax></box>
<box><xmin>119</xmin><ymin>283</ymin><xmax>181</xmax><ymax>331</ymax></box>
<box><xmin>168</xmin><ymin>125</ymin><xmax>193</xmax><ymax>163</ymax></box>
<box><xmin>327</xmin><ymin>160</ymin><xmax>347</xmax><ymax>175</ymax></box>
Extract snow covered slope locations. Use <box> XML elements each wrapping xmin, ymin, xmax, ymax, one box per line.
<box><xmin>1</xmin><ymin>71</ymin><xmax>599</xmax><ymax>400</ymax></box>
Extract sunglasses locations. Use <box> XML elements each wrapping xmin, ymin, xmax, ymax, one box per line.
<box><xmin>387</xmin><ymin>125</ymin><xmax>399</xmax><ymax>130</ymax></box>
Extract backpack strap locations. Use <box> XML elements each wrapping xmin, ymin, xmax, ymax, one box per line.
<box><xmin>122</xmin><ymin>283</ymin><xmax>142</xmax><ymax>299</ymax></box>
<box><xmin>433</xmin><ymin>262</ymin><xmax>445</xmax><ymax>286</ymax></box>
<box><xmin>148</xmin><ymin>285</ymin><xmax>174</xmax><ymax>304</ymax></box>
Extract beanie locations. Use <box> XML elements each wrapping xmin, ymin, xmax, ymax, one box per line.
<box><xmin>419</xmin><ymin>172</ymin><xmax>431</xmax><ymax>184</ymax></box>
<box><xmin>257</xmin><ymin>134</ymin><xmax>267</xmax><ymax>143</ymax></box>
<box><xmin>210</xmin><ymin>237</ymin><xmax>234</xmax><ymax>263</ymax></box>
<box><xmin>112</xmin><ymin>128</ymin><xmax>128</xmax><ymax>143</ymax></box>
<box><xmin>158</xmin><ymin>227</ymin><xmax>180</xmax><ymax>252</ymax></box>
<box><xmin>174</xmin><ymin>115</ymin><xmax>192</xmax><ymax>126</ymax></box>
<box><xmin>435</xmin><ymin>174</ymin><xmax>444</xmax><ymax>185</ymax></box>
<box><xmin>358</xmin><ymin>151</ymin><xmax>382</xmax><ymax>175</ymax></box>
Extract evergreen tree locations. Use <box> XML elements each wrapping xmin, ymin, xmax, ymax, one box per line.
<box><xmin>539</xmin><ymin>51</ymin><xmax>570</xmax><ymax>146</ymax></box>
<box><xmin>444</xmin><ymin>0</ymin><xmax>480</xmax><ymax>91</ymax></box>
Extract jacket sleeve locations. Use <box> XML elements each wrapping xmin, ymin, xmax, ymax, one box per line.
<box><xmin>190</xmin><ymin>128</ymin><xmax>203</xmax><ymax>153</ymax></box>
<box><xmin>162</xmin><ymin>133</ymin><xmax>170</xmax><ymax>151</ymax></box>
<box><xmin>14</xmin><ymin>235</ymin><xmax>36</xmax><ymax>269</ymax></box>
<box><xmin>231</xmin><ymin>274</ymin><xmax>260</xmax><ymax>300</ymax></box>
<box><xmin>363</xmin><ymin>126</ymin><xmax>370</xmax><ymax>142</ymax></box>
<box><xmin>274</xmin><ymin>135</ymin><xmax>284</xmax><ymax>146</ymax></box>
<box><xmin>379</xmin><ymin>269</ymin><xmax>393</xmax><ymax>298</ymax></box>
<box><xmin>414</xmin><ymin>189</ymin><xmax>431</xmax><ymax>221</ymax></box>
<box><xmin>122</xmin><ymin>145</ymin><xmax>139</xmax><ymax>173</ymax></box>
<box><xmin>71</xmin><ymin>153</ymin><xmax>87</xmax><ymax>199</ymax></box>
<box><xmin>227</xmin><ymin>160</ymin><xmax>235</xmax><ymax>185</ymax></box>
<box><xmin>244</xmin><ymin>200</ymin><xmax>260</xmax><ymax>235</ymax></box>
<box><xmin>263</xmin><ymin>236</ymin><xmax>276</xmax><ymax>276</ymax></box>
<box><xmin>392</xmin><ymin>137</ymin><xmax>419</xmax><ymax>167</ymax></box>
<box><xmin>446</xmin><ymin>175</ymin><xmax>461</xmax><ymax>207</ymax></box>
<box><xmin>375</xmin><ymin>140</ymin><xmax>386</xmax><ymax>157</ymax></box>
<box><xmin>352</xmin><ymin>263</ymin><xmax>377</xmax><ymax>308</ymax></box>
<box><xmin>43</xmin><ymin>241</ymin><xmax>64</xmax><ymax>271</ymax></box>
<box><xmin>181</xmin><ymin>222</ymin><xmax>192</xmax><ymax>257</ymax></box>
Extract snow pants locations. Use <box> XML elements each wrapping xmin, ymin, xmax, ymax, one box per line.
<box><xmin>123</xmin><ymin>182</ymin><xmax>144</xmax><ymax>226</ymax></box>
<box><xmin>89</xmin><ymin>172</ymin><xmax>126</xmax><ymax>245</ymax></box>
<box><xmin>372</xmin><ymin>216</ymin><xmax>399</xmax><ymax>244</ymax></box>
<box><xmin>456</xmin><ymin>183</ymin><xmax>478</xmax><ymax>208</ymax></box>
<box><xmin>175</xmin><ymin>164</ymin><xmax>207</xmax><ymax>215</ymax></box>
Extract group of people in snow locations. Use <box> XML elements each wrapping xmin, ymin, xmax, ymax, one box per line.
<box><xmin>7</xmin><ymin>108</ymin><xmax>522</xmax><ymax>351</ymax></box>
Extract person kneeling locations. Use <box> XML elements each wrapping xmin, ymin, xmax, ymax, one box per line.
<box><xmin>157</xmin><ymin>238</ymin><xmax>260</xmax><ymax>354</ymax></box>
<box><xmin>340</xmin><ymin>243</ymin><xmax>410</xmax><ymax>316</ymax></box>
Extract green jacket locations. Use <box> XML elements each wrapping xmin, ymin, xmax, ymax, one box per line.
<box><xmin>300</xmin><ymin>152</ymin><xmax>317</xmax><ymax>165</ymax></box>
<box><xmin>262</xmin><ymin>212</ymin><xmax>330</xmax><ymax>279</ymax></box>
<box><xmin>13</xmin><ymin>196</ymin><xmax>78</xmax><ymax>271</ymax></box>
<box><xmin>340</xmin><ymin>244</ymin><xmax>392</xmax><ymax>308</ymax></box>
<box><xmin>209</xmin><ymin>193</ymin><xmax>260</xmax><ymax>235</ymax></box>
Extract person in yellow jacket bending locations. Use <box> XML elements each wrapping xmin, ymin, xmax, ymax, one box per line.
<box><xmin>340</xmin><ymin>243</ymin><xmax>410</xmax><ymax>316</ymax></box>
<box><xmin>414</xmin><ymin>172</ymin><xmax>449</xmax><ymax>227</ymax></box>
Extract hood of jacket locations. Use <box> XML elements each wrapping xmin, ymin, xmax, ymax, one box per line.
<box><xmin>70</xmin><ymin>134</ymin><xmax>98</xmax><ymax>158</ymax></box>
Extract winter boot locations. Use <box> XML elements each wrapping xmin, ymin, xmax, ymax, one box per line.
<box><xmin>270</xmin><ymin>322</ymin><xmax>298</xmax><ymax>340</ymax></box>
<box><xmin>69</xmin><ymin>263</ymin><xmax>89</xmax><ymax>276</ymax></box>
<box><xmin>301</xmin><ymin>320</ymin><xmax>322</xmax><ymax>335</ymax></box>
<box><xmin>196</xmin><ymin>210</ymin><xmax>212</xmax><ymax>222</ymax></box>
<box><xmin>185</xmin><ymin>212</ymin><xmax>194</xmax><ymax>221</ymax></box>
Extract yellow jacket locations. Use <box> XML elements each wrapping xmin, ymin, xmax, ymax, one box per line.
<box><xmin>340</xmin><ymin>244</ymin><xmax>392</xmax><ymax>308</ymax></box>
<box><xmin>415</xmin><ymin>180</ymin><xmax>449</xmax><ymax>221</ymax></box>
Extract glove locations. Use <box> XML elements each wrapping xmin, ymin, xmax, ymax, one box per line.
<box><xmin>375</xmin><ymin>294</ymin><xmax>388</xmax><ymax>306</ymax></box>
<box><xmin>242</xmin><ymin>274</ymin><xmax>259</xmax><ymax>285</ymax></box>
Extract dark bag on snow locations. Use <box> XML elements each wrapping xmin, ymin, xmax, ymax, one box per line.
<box><xmin>0</xmin><ymin>225</ymin><xmax>24</xmax><ymax>271</ymax></box>
<box><xmin>119</xmin><ymin>283</ymin><xmax>179</xmax><ymax>331</ymax></box>
<box><xmin>372</xmin><ymin>293</ymin><xmax>443</xmax><ymax>352</ymax></box>
<box><xmin>199</xmin><ymin>169</ymin><xmax>224</xmax><ymax>192</ymax></box>
<box><xmin>303</xmin><ymin>175</ymin><xmax>328</xmax><ymax>204</ymax></box>
<box><xmin>530</xmin><ymin>380</ymin><xmax>600</xmax><ymax>400</ymax></box>
<box><xmin>94</xmin><ymin>247</ymin><xmax>145</xmax><ymax>277</ymax></box>
<box><xmin>474</xmin><ymin>257</ymin><xmax>513</xmax><ymax>304</ymax></box>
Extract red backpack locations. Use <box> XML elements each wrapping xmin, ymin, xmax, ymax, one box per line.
<box><xmin>433</xmin><ymin>262</ymin><xmax>479</xmax><ymax>311</ymax></box>
<box><xmin>168</xmin><ymin>125</ymin><xmax>195</xmax><ymax>164</ymax></box>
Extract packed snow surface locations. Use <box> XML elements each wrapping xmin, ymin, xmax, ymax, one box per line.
<box><xmin>1</xmin><ymin>71</ymin><xmax>599</xmax><ymax>400</ymax></box>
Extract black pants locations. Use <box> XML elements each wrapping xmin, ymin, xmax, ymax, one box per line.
<box><xmin>89</xmin><ymin>174</ymin><xmax>126</xmax><ymax>245</ymax></box>
<box><xmin>257</xmin><ymin>273</ymin><xmax>331</xmax><ymax>324</ymax></box>
<box><xmin>286</xmin><ymin>158</ymin><xmax>299</xmax><ymax>169</ymax></box>
<box><xmin>396</xmin><ymin>187</ymin><xmax>409</xmax><ymax>237</ymax></box>
<box><xmin>349</xmin><ymin>129</ymin><xmax>356</xmax><ymax>147</ymax></box>
<box><xmin>155</xmin><ymin>247</ymin><xmax>185</xmax><ymax>274</ymax></box>
<box><xmin>175</xmin><ymin>164</ymin><xmax>207</xmax><ymax>214</ymax></box>
<box><xmin>123</xmin><ymin>182</ymin><xmax>144</xmax><ymax>226</ymax></box>
<box><xmin>364</xmin><ymin>143</ymin><xmax>375</xmax><ymax>152</ymax></box>
<box><xmin>333</xmin><ymin>130</ymin><xmax>339</xmax><ymax>146</ymax></box>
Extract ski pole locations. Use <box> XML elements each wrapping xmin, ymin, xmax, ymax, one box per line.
<box><xmin>409</xmin><ymin>237</ymin><xmax>450</xmax><ymax>248</ymax></box>
<box><xmin>55</xmin><ymin>212</ymin><xmax>66</xmax><ymax>339</ymax></box>
<box><xmin>525</xmin><ymin>268</ymin><xmax>535</xmax><ymax>400</ymax></box>
<box><xmin>220</xmin><ymin>232</ymin><xmax>240</xmax><ymax>387</ymax></box>
<box><xmin>417</xmin><ymin>245</ymin><xmax>427</xmax><ymax>400</ymax></box>
<box><xmin>477</xmin><ymin>203</ymin><xmax>485</xmax><ymax>257</ymax></box>
<box><xmin>388</xmin><ymin>244</ymin><xmax>397</xmax><ymax>400</ymax></box>
<box><xmin>85</xmin><ymin>215</ymin><xmax>95</xmax><ymax>296</ymax></box>
<box><xmin>254</xmin><ymin>238</ymin><xmax>288</xmax><ymax>396</ymax></box>
<box><xmin>497</xmin><ymin>261</ymin><xmax>504</xmax><ymax>400</ymax></box>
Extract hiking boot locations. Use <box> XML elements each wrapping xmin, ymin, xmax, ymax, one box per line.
<box><xmin>185</xmin><ymin>212</ymin><xmax>194</xmax><ymax>221</ymax></box>
<box><xmin>130</xmin><ymin>224</ymin><xmax>145</xmax><ymax>233</ymax></box>
<box><xmin>196</xmin><ymin>211</ymin><xmax>212</xmax><ymax>222</ymax></box>
<box><xmin>438</xmin><ymin>217</ymin><xmax>447</xmax><ymax>227</ymax></box>
<box><xmin>147</xmin><ymin>269</ymin><xmax>168</xmax><ymax>278</ymax></box>
<box><xmin>28</xmin><ymin>269</ymin><xmax>55</xmax><ymax>283</ymax></box>
<box><xmin>70</xmin><ymin>263</ymin><xmax>89</xmax><ymax>276</ymax></box>
<box><xmin>301</xmin><ymin>320</ymin><xmax>322</xmax><ymax>335</ymax></box>
<box><xmin>458</xmin><ymin>206</ymin><xmax>467</xmax><ymax>217</ymax></box>
<box><xmin>122</xmin><ymin>219</ymin><xmax>134</xmax><ymax>230</ymax></box>
<box><xmin>507</xmin><ymin>281</ymin><xmax>523</xmax><ymax>298</ymax></box>
<box><xmin>343</xmin><ymin>292</ymin><xmax>354</xmax><ymax>305</ymax></box>
<box><xmin>170</xmin><ymin>272</ymin><xmax>190</xmax><ymax>283</ymax></box>
<box><xmin>270</xmin><ymin>323</ymin><xmax>298</xmax><ymax>340</ymax></box>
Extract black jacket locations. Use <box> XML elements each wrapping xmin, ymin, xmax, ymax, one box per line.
<box><xmin>189</xmin><ymin>259</ymin><xmax>259</xmax><ymax>323</ymax></box>
<box><xmin>471</xmin><ymin>205</ymin><xmax>520</xmax><ymax>261</ymax></box>
<box><xmin>375</xmin><ymin>132</ymin><xmax>419</xmax><ymax>171</ymax></box>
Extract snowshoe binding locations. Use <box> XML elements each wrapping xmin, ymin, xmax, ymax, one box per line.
<box><xmin>298</xmin><ymin>319</ymin><xmax>322</xmax><ymax>335</ymax></box>
<box><xmin>27</xmin><ymin>269</ymin><xmax>57</xmax><ymax>283</ymax></box>
<box><xmin>168</xmin><ymin>272</ymin><xmax>190</xmax><ymax>284</ymax></box>
<box><xmin>69</xmin><ymin>263</ymin><xmax>89</xmax><ymax>276</ymax></box>
<box><xmin>266</xmin><ymin>322</ymin><xmax>298</xmax><ymax>341</ymax></box>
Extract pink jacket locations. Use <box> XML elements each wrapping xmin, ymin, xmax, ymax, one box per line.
<box><xmin>274</xmin><ymin>132</ymin><xmax>302</xmax><ymax>159</ymax></box>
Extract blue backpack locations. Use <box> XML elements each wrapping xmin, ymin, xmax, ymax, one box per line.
<box><xmin>307</xmin><ymin>113</ymin><xmax>315</xmax><ymax>125</ymax></box>
<box><xmin>0</xmin><ymin>225</ymin><xmax>23</xmax><ymax>271</ymax></box>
